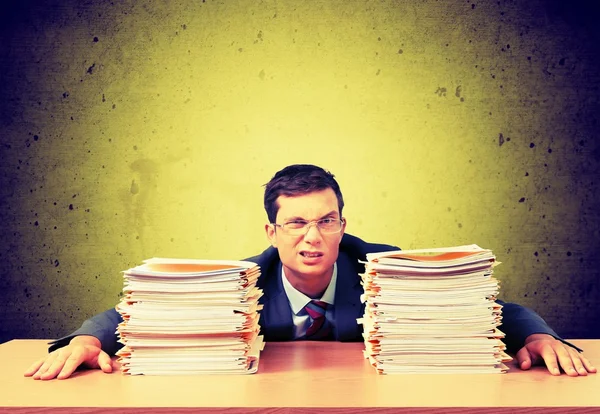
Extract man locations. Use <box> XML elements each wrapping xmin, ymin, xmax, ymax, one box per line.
<box><xmin>25</xmin><ymin>164</ymin><xmax>596</xmax><ymax>379</ymax></box>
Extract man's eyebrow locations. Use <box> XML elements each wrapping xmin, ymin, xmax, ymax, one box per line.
<box><xmin>284</xmin><ymin>216</ymin><xmax>307</xmax><ymax>221</ymax></box>
<box><xmin>283</xmin><ymin>211</ymin><xmax>339</xmax><ymax>221</ymax></box>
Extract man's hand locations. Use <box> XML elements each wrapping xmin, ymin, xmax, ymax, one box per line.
<box><xmin>24</xmin><ymin>335</ymin><xmax>114</xmax><ymax>380</ymax></box>
<box><xmin>516</xmin><ymin>333</ymin><xmax>597</xmax><ymax>376</ymax></box>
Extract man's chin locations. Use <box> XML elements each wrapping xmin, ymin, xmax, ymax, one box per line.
<box><xmin>296</xmin><ymin>261</ymin><xmax>333</xmax><ymax>276</ymax></box>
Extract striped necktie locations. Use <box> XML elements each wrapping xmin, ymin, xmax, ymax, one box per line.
<box><xmin>304</xmin><ymin>300</ymin><xmax>331</xmax><ymax>340</ymax></box>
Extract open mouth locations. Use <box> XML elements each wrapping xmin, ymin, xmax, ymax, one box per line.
<box><xmin>300</xmin><ymin>251</ymin><xmax>323</xmax><ymax>258</ymax></box>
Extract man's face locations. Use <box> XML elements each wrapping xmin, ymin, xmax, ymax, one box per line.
<box><xmin>265</xmin><ymin>188</ymin><xmax>346</xmax><ymax>285</ymax></box>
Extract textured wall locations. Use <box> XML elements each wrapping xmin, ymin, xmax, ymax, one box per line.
<box><xmin>1</xmin><ymin>0</ymin><xmax>598</xmax><ymax>343</ymax></box>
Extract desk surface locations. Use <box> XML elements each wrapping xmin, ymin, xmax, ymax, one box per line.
<box><xmin>0</xmin><ymin>339</ymin><xmax>599</xmax><ymax>413</ymax></box>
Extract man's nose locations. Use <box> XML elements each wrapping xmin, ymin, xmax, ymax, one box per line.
<box><xmin>303</xmin><ymin>222</ymin><xmax>323</xmax><ymax>242</ymax></box>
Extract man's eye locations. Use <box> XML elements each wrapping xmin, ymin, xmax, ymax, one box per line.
<box><xmin>320</xmin><ymin>218</ymin><xmax>334</xmax><ymax>224</ymax></box>
<box><xmin>286</xmin><ymin>220</ymin><xmax>307</xmax><ymax>228</ymax></box>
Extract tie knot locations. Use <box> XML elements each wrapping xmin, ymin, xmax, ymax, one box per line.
<box><xmin>304</xmin><ymin>300</ymin><xmax>331</xmax><ymax>339</ymax></box>
<box><xmin>305</xmin><ymin>300</ymin><xmax>328</xmax><ymax>319</ymax></box>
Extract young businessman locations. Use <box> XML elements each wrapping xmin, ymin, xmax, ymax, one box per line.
<box><xmin>25</xmin><ymin>164</ymin><xmax>596</xmax><ymax>379</ymax></box>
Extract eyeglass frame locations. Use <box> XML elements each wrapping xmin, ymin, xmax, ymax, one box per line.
<box><xmin>271</xmin><ymin>217</ymin><xmax>346</xmax><ymax>235</ymax></box>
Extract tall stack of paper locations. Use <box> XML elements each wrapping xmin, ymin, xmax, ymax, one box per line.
<box><xmin>115</xmin><ymin>258</ymin><xmax>264</xmax><ymax>375</ymax></box>
<box><xmin>359</xmin><ymin>245</ymin><xmax>511</xmax><ymax>374</ymax></box>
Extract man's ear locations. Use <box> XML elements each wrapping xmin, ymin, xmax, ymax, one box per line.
<box><xmin>265</xmin><ymin>223</ymin><xmax>277</xmax><ymax>248</ymax></box>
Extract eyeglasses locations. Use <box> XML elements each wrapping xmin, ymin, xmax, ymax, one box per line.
<box><xmin>273</xmin><ymin>218</ymin><xmax>345</xmax><ymax>236</ymax></box>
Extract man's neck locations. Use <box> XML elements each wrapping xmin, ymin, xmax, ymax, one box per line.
<box><xmin>283</xmin><ymin>266</ymin><xmax>334</xmax><ymax>299</ymax></box>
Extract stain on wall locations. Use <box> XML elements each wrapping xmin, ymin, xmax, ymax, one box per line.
<box><xmin>1</xmin><ymin>0</ymin><xmax>599</xmax><ymax>343</ymax></box>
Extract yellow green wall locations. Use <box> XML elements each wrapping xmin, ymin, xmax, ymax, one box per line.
<box><xmin>1</xmin><ymin>0</ymin><xmax>598</xmax><ymax>342</ymax></box>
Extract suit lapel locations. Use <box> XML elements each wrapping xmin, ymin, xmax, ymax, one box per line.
<box><xmin>259</xmin><ymin>263</ymin><xmax>295</xmax><ymax>341</ymax></box>
<box><xmin>333</xmin><ymin>251</ymin><xmax>364</xmax><ymax>341</ymax></box>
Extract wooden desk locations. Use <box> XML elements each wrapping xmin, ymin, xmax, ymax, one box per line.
<box><xmin>1</xmin><ymin>339</ymin><xmax>598</xmax><ymax>413</ymax></box>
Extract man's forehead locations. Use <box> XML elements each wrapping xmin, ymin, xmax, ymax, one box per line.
<box><xmin>275</xmin><ymin>189</ymin><xmax>340</xmax><ymax>218</ymax></box>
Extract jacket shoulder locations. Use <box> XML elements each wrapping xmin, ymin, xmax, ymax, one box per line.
<box><xmin>340</xmin><ymin>233</ymin><xmax>399</xmax><ymax>261</ymax></box>
<box><xmin>244</xmin><ymin>245</ymin><xmax>278</xmax><ymax>268</ymax></box>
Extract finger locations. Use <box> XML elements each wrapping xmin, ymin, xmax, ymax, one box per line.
<box><xmin>515</xmin><ymin>346</ymin><xmax>533</xmax><ymax>370</ymax></box>
<box><xmin>570</xmin><ymin>350</ymin><xmax>597</xmax><ymax>375</ymax></box>
<box><xmin>39</xmin><ymin>349</ymin><xmax>75</xmax><ymax>380</ymax></box>
<box><xmin>24</xmin><ymin>358</ymin><xmax>45</xmax><ymax>377</ymax></box>
<box><xmin>97</xmin><ymin>351</ymin><xmax>113</xmax><ymax>373</ymax></box>
<box><xmin>32</xmin><ymin>353</ymin><xmax>58</xmax><ymax>380</ymax></box>
<box><xmin>579</xmin><ymin>354</ymin><xmax>597</xmax><ymax>373</ymax></box>
<box><xmin>567</xmin><ymin>348</ymin><xmax>589</xmax><ymax>376</ymax></box>
<box><xmin>56</xmin><ymin>347</ymin><xmax>87</xmax><ymax>380</ymax></box>
<box><xmin>551</xmin><ymin>343</ymin><xmax>579</xmax><ymax>376</ymax></box>
<box><xmin>538</xmin><ymin>345</ymin><xmax>561</xmax><ymax>376</ymax></box>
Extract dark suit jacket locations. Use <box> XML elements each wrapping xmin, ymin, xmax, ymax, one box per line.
<box><xmin>49</xmin><ymin>233</ymin><xmax>570</xmax><ymax>355</ymax></box>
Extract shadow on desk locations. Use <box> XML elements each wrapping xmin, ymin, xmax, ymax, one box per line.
<box><xmin>259</xmin><ymin>341</ymin><xmax>362</xmax><ymax>374</ymax></box>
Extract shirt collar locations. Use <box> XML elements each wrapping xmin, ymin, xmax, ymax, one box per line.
<box><xmin>281</xmin><ymin>263</ymin><xmax>337</xmax><ymax>315</ymax></box>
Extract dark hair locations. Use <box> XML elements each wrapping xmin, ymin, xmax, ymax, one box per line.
<box><xmin>263</xmin><ymin>164</ymin><xmax>345</xmax><ymax>223</ymax></box>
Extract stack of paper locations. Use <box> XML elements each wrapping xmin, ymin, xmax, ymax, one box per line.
<box><xmin>358</xmin><ymin>245</ymin><xmax>512</xmax><ymax>374</ymax></box>
<box><xmin>115</xmin><ymin>258</ymin><xmax>264</xmax><ymax>375</ymax></box>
